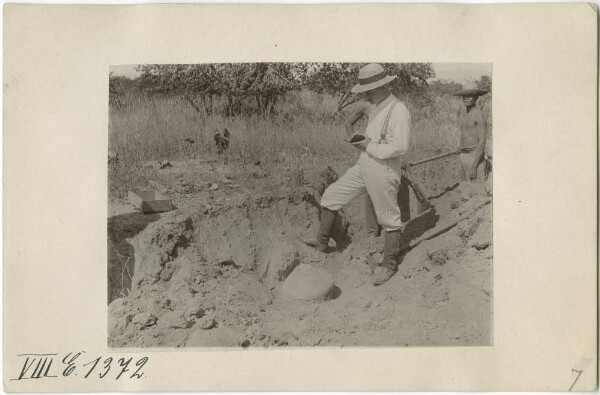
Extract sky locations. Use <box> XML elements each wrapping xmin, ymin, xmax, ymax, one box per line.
<box><xmin>431</xmin><ymin>63</ymin><xmax>492</xmax><ymax>83</ymax></box>
<box><xmin>111</xmin><ymin>63</ymin><xmax>492</xmax><ymax>83</ymax></box>
<box><xmin>111</xmin><ymin>65</ymin><xmax>141</xmax><ymax>78</ymax></box>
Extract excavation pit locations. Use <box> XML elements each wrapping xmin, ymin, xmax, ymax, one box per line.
<box><xmin>108</xmin><ymin>162</ymin><xmax>492</xmax><ymax>348</ymax></box>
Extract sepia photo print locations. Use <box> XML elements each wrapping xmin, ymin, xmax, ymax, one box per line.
<box><xmin>107</xmin><ymin>62</ymin><xmax>493</xmax><ymax>348</ymax></box>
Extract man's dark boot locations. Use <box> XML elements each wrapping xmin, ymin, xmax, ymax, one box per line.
<box><xmin>372</xmin><ymin>229</ymin><xmax>402</xmax><ymax>285</ymax></box>
<box><xmin>365</xmin><ymin>195</ymin><xmax>381</xmax><ymax>237</ymax></box>
<box><xmin>302</xmin><ymin>208</ymin><xmax>337</xmax><ymax>253</ymax></box>
<box><xmin>330</xmin><ymin>212</ymin><xmax>349</xmax><ymax>250</ymax></box>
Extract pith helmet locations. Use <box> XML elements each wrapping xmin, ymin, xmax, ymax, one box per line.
<box><xmin>351</xmin><ymin>63</ymin><xmax>397</xmax><ymax>93</ymax></box>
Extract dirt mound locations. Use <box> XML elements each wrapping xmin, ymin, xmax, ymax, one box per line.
<box><xmin>108</xmin><ymin>156</ymin><xmax>492</xmax><ymax>348</ymax></box>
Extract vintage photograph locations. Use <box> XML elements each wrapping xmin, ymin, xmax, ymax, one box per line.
<box><xmin>107</xmin><ymin>62</ymin><xmax>493</xmax><ymax>348</ymax></box>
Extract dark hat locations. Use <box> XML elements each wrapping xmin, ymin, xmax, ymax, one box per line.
<box><xmin>453</xmin><ymin>81</ymin><xmax>489</xmax><ymax>97</ymax></box>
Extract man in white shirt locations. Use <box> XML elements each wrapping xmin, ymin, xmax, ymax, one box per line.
<box><xmin>303</xmin><ymin>63</ymin><xmax>411</xmax><ymax>285</ymax></box>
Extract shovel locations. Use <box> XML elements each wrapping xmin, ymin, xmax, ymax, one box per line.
<box><xmin>403</xmin><ymin>168</ymin><xmax>431</xmax><ymax>215</ymax></box>
<box><xmin>408</xmin><ymin>148</ymin><xmax>460</xmax><ymax>168</ymax></box>
<box><xmin>404</xmin><ymin>149</ymin><xmax>461</xmax><ymax>215</ymax></box>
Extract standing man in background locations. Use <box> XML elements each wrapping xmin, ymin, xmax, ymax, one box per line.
<box><xmin>453</xmin><ymin>81</ymin><xmax>489</xmax><ymax>181</ymax></box>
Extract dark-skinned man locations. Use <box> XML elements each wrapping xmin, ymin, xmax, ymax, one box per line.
<box><xmin>453</xmin><ymin>81</ymin><xmax>489</xmax><ymax>181</ymax></box>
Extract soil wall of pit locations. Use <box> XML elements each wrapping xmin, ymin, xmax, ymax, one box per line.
<box><xmin>108</xmin><ymin>159</ymin><xmax>492</xmax><ymax>348</ymax></box>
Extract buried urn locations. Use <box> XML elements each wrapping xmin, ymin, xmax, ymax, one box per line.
<box><xmin>281</xmin><ymin>264</ymin><xmax>335</xmax><ymax>301</ymax></box>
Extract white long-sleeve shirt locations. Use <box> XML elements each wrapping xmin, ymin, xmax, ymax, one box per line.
<box><xmin>364</xmin><ymin>98</ymin><xmax>411</xmax><ymax>160</ymax></box>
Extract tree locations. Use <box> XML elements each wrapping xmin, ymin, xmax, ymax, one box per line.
<box><xmin>429</xmin><ymin>79</ymin><xmax>464</xmax><ymax>96</ymax></box>
<box><xmin>250</xmin><ymin>63</ymin><xmax>303</xmax><ymax>114</ymax></box>
<box><xmin>477</xmin><ymin>75</ymin><xmax>492</xmax><ymax>92</ymax></box>
<box><xmin>137</xmin><ymin>64</ymin><xmax>219</xmax><ymax>113</ymax></box>
<box><xmin>136</xmin><ymin>63</ymin><xmax>304</xmax><ymax>115</ymax></box>
<box><xmin>383</xmin><ymin>63</ymin><xmax>435</xmax><ymax>108</ymax></box>
<box><xmin>304</xmin><ymin>63</ymin><xmax>359</xmax><ymax>112</ymax></box>
<box><xmin>304</xmin><ymin>63</ymin><xmax>435</xmax><ymax>112</ymax></box>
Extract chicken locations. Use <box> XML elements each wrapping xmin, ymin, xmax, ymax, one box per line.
<box><xmin>214</xmin><ymin>128</ymin><xmax>230</xmax><ymax>155</ymax></box>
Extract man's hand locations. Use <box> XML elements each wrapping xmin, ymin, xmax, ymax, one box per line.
<box><xmin>351</xmin><ymin>137</ymin><xmax>371</xmax><ymax>151</ymax></box>
<box><xmin>400</xmin><ymin>155</ymin><xmax>409</xmax><ymax>170</ymax></box>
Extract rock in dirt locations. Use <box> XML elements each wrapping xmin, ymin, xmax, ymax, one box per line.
<box><xmin>159</xmin><ymin>160</ymin><xmax>172</xmax><ymax>169</ymax></box>
<box><xmin>209</xmin><ymin>183</ymin><xmax>219</xmax><ymax>191</ymax></box>
<box><xmin>132</xmin><ymin>312</ymin><xmax>158</xmax><ymax>329</ymax></box>
<box><xmin>240</xmin><ymin>339</ymin><xmax>251</xmax><ymax>348</ymax></box>
<box><xmin>217</xmin><ymin>259</ymin><xmax>240</xmax><ymax>268</ymax></box>
<box><xmin>157</xmin><ymin>311</ymin><xmax>194</xmax><ymax>330</ymax></box>
<box><xmin>183</xmin><ymin>299</ymin><xmax>205</xmax><ymax>320</ymax></box>
<box><xmin>198</xmin><ymin>317</ymin><xmax>216</xmax><ymax>330</ymax></box>
<box><xmin>144</xmin><ymin>160</ymin><xmax>160</xmax><ymax>169</ymax></box>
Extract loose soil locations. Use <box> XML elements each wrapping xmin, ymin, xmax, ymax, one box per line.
<box><xmin>108</xmin><ymin>154</ymin><xmax>492</xmax><ymax>348</ymax></box>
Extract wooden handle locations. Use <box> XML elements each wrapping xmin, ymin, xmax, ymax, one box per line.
<box><xmin>409</xmin><ymin>149</ymin><xmax>460</xmax><ymax>167</ymax></box>
<box><xmin>403</xmin><ymin>168</ymin><xmax>428</xmax><ymax>203</ymax></box>
<box><xmin>400</xmin><ymin>199</ymin><xmax>491</xmax><ymax>254</ymax></box>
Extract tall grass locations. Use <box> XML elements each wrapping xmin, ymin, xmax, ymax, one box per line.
<box><xmin>109</xmin><ymin>89</ymin><xmax>491</xmax><ymax>197</ymax></box>
<box><xmin>110</xmin><ymin>92</ymin><xmax>350</xmax><ymax>162</ymax></box>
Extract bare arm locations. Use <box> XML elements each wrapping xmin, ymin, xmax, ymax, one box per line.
<box><xmin>344</xmin><ymin>102</ymin><xmax>369</xmax><ymax>137</ymax></box>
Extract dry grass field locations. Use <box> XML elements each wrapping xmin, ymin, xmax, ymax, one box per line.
<box><xmin>108</xmin><ymin>89</ymin><xmax>491</xmax><ymax>198</ymax></box>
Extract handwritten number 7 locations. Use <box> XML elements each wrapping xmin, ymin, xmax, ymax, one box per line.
<box><xmin>569</xmin><ymin>369</ymin><xmax>583</xmax><ymax>391</ymax></box>
<box><xmin>116</xmin><ymin>358</ymin><xmax>132</xmax><ymax>380</ymax></box>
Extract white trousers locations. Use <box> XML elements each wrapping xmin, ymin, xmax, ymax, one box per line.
<box><xmin>321</xmin><ymin>154</ymin><xmax>405</xmax><ymax>231</ymax></box>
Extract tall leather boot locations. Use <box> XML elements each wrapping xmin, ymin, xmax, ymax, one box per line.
<box><xmin>302</xmin><ymin>208</ymin><xmax>337</xmax><ymax>253</ymax></box>
<box><xmin>329</xmin><ymin>212</ymin><xmax>349</xmax><ymax>250</ymax></box>
<box><xmin>364</xmin><ymin>194</ymin><xmax>381</xmax><ymax>237</ymax></box>
<box><xmin>372</xmin><ymin>229</ymin><xmax>402</xmax><ymax>285</ymax></box>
